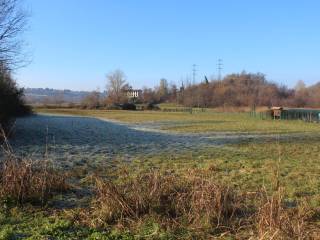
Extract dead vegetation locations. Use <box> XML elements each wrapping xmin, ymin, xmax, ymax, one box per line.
<box><xmin>0</xmin><ymin>150</ymin><xmax>318</xmax><ymax>238</ymax></box>
<box><xmin>1</xmin><ymin>127</ymin><xmax>319</xmax><ymax>238</ymax></box>
<box><xmin>0</xmin><ymin>155</ymin><xmax>68</xmax><ymax>205</ymax></box>
<box><xmin>256</xmin><ymin>188</ymin><xmax>317</xmax><ymax>239</ymax></box>
<box><xmin>88</xmin><ymin>169</ymin><xmax>246</xmax><ymax>232</ymax></box>
<box><xmin>66</xmin><ymin>167</ymin><xmax>319</xmax><ymax>239</ymax></box>
<box><xmin>0</xmin><ymin>135</ymin><xmax>68</xmax><ymax>205</ymax></box>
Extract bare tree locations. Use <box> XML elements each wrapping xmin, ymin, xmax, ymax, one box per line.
<box><xmin>106</xmin><ymin>69</ymin><xmax>127</xmax><ymax>104</ymax></box>
<box><xmin>294</xmin><ymin>80</ymin><xmax>308</xmax><ymax>107</ymax></box>
<box><xmin>81</xmin><ymin>90</ymin><xmax>101</xmax><ymax>109</ymax></box>
<box><xmin>295</xmin><ymin>80</ymin><xmax>306</xmax><ymax>92</ymax></box>
<box><xmin>156</xmin><ymin>78</ymin><xmax>168</xmax><ymax>102</ymax></box>
<box><xmin>0</xmin><ymin>0</ymin><xmax>28</xmax><ymax>69</ymax></box>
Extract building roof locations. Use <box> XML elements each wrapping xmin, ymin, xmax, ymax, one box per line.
<box><xmin>271</xmin><ymin>107</ymin><xmax>283</xmax><ymax>110</ymax></box>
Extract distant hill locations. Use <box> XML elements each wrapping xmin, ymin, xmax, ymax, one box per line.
<box><xmin>24</xmin><ymin>88</ymin><xmax>104</xmax><ymax>104</ymax></box>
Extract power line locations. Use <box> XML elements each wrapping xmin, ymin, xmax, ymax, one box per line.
<box><xmin>192</xmin><ymin>64</ymin><xmax>197</xmax><ymax>84</ymax></box>
<box><xmin>217</xmin><ymin>59</ymin><xmax>223</xmax><ymax>81</ymax></box>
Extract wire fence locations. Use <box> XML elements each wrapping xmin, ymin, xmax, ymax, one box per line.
<box><xmin>250</xmin><ymin>110</ymin><xmax>320</xmax><ymax>123</ymax></box>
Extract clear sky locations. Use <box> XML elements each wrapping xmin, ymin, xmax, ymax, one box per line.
<box><xmin>16</xmin><ymin>0</ymin><xmax>320</xmax><ymax>91</ymax></box>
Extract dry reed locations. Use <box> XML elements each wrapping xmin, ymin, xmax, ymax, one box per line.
<box><xmin>71</xmin><ymin>167</ymin><xmax>320</xmax><ymax>239</ymax></box>
<box><xmin>81</xmin><ymin>168</ymin><xmax>250</xmax><ymax>236</ymax></box>
<box><xmin>256</xmin><ymin>188</ymin><xmax>317</xmax><ymax>239</ymax></box>
<box><xmin>0</xmin><ymin>129</ymin><xmax>68</xmax><ymax>205</ymax></box>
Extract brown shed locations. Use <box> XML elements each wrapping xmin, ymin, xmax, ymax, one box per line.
<box><xmin>270</xmin><ymin>107</ymin><xmax>283</xmax><ymax>119</ymax></box>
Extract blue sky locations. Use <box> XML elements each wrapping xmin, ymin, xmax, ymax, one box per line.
<box><xmin>16</xmin><ymin>0</ymin><xmax>320</xmax><ymax>91</ymax></box>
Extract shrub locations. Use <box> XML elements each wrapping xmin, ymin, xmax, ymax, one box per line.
<box><xmin>105</xmin><ymin>104</ymin><xmax>122</xmax><ymax>110</ymax></box>
<box><xmin>0</xmin><ymin>66</ymin><xmax>31</xmax><ymax>134</ymax></box>
<box><xmin>121</xmin><ymin>103</ymin><xmax>136</xmax><ymax>110</ymax></box>
<box><xmin>80</xmin><ymin>91</ymin><xmax>101</xmax><ymax>109</ymax></box>
<box><xmin>146</xmin><ymin>103</ymin><xmax>160</xmax><ymax>111</ymax></box>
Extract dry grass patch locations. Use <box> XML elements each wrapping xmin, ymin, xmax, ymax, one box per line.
<box><xmin>0</xmin><ymin>153</ymin><xmax>68</xmax><ymax>205</ymax></box>
<box><xmin>256</xmin><ymin>188</ymin><xmax>318</xmax><ymax>239</ymax></box>
<box><xmin>66</xmin><ymin>167</ymin><xmax>320</xmax><ymax>239</ymax></box>
<box><xmin>77</xmin><ymin>168</ymin><xmax>251</xmax><ymax>237</ymax></box>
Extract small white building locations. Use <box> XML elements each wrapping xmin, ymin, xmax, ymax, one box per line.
<box><xmin>126</xmin><ymin>89</ymin><xmax>142</xmax><ymax>99</ymax></box>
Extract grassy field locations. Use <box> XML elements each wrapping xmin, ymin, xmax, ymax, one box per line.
<box><xmin>35</xmin><ymin>108</ymin><xmax>320</xmax><ymax>134</ymax></box>
<box><xmin>129</xmin><ymin>134</ymin><xmax>320</xmax><ymax>205</ymax></box>
<box><xmin>2</xmin><ymin>136</ymin><xmax>320</xmax><ymax>239</ymax></box>
<box><xmin>1</xmin><ymin>108</ymin><xmax>320</xmax><ymax>239</ymax></box>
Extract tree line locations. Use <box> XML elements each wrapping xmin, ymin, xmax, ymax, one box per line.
<box><xmin>0</xmin><ymin>0</ymin><xmax>30</xmax><ymax>133</ymax></box>
<box><xmin>81</xmin><ymin>70</ymin><xmax>320</xmax><ymax>109</ymax></box>
<box><xmin>177</xmin><ymin>73</ymin><xmax>320</xmax><ymax>108</ymax></box>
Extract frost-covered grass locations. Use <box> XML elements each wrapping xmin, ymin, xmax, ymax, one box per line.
<box><xmin>36</xmin><ymin>108</ymin><xmax>320</xmax><ymax>134</ymax></box>
<box><xmin>9</xmin><ymin>115</ymin><xmax>240</xmax><ymax>169</ymax></box>
<box><xmin>9</xmin><ymin>113</ymin><xmax>320</xmax><ymax>205</ymax></box>
<box><xmin>2</xmin><ymin>111</ymin><xmax>320</xmax><ymax>238</ymax></box>
<box><xmin>10</xmin><ymin>114</ymin><xmax>313</xmax><ymax>170</ymax></box>
<box><xmin>2</xmin><ymin>136</ymin><xmax>320</xmax><ymax>239</ymax></box>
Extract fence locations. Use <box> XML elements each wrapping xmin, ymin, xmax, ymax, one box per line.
<box><xmin>161</xmin><ymin>108</ymin><xmax>206</xmax><ymax>113</ymax></box>
<box><xmin>251</xmin><ymin>109</ymin><xmax>320</xmax><ymax>123</ymax></box>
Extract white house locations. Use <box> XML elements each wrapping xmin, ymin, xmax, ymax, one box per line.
<box><xmin>126</xmin><ymin>89</ymin><xmax>142</xmax><ymax>99</ymax></box>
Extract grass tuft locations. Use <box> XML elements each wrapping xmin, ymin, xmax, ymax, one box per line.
<box><xmin>0</xmin><ymin>153</ymin><xmax>68</xmax><ymax>205</ymax></box>
<box><xmin>67</xmin><ymin>167</ymin><xmax>320</xmax><ymax>238</ymax></box>
<box><xmin>80</xmin><ymin>168</ymin><xmax>249</xmax><ymax>236</ymax></box>
<box><xmin>256</xmin><ymin>188</ymin><xmax>316</xmax><ymax>239</ymax></box>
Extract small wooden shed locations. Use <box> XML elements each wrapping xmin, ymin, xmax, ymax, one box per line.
<box><xmin>270</xmin><ymin>107</ymin><xmax>283</xmax><ymax>119</ymax></box>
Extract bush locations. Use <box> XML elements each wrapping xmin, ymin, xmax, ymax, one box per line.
<box><xmin>121</xmin><ymin>103</ymin><xmax>136</xmax><ymax>110</ymax></box>
<box><xmin>146</xmin><ymin>103</ymin><xmax>160</xmax><ymax>111</ymax></box>
<box><xmin>80</xmin><ymin>91</ymin><xmax>101</xmax><ymax>109</ymax></box>
<box><xmin>0</xmin><ymin>66</ymin><xmax>30</xmax><ymax>133</ymax></box>
<box><xmin>105</xmin><ymin>104</ymin><xmax>122</xmax><ymax>110</ymax></box>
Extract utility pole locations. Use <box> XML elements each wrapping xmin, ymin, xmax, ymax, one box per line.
<box><xmin>192</xmin><ymin>64</ymin><xmax>197</xmax><ymax>85</ymax></box>
<box><xmin>217</xmin><ymin>59</ymin><xmax>223</xmax><ymax>81</ymax></box>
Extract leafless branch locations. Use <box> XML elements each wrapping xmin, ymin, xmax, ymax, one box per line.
<box><xmin>0</xmin><ymin>0</ymin><xmax>29</xmax><ymax>69</ymax></box>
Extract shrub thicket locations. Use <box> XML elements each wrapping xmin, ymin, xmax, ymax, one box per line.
<box><xmin>0</xmin><ymin>66</ymin><xmax>30</xmax><ymax>133</ymax></box>
<box><xmin>121</xmin><ymin>103</ymin><xmax>136</xmax><ymax>110</ymax></box>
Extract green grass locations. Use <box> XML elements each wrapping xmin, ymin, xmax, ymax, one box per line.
<box><xmin>2</xmin><ymin>136</ymin><xmax>320</xmax><ymax>239</ymax></box>
<box><xmin>0</xmin><ymin>206</ymin><xmax>136</xmax><ymax>239</ymax></box>
<box><xmin>5</xmin><ymin>107</ymin><xmax>320</xmax><ymax>238</ymax></box>
<box><xmin>131</xmin><ymin>136</ymin><xmax>320</xmax><ymax>205</ymax></box>
<box><xmin>35</xmin><ymin>108</ymin><xmax>320</xmax><ymax>134</ymax></box>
